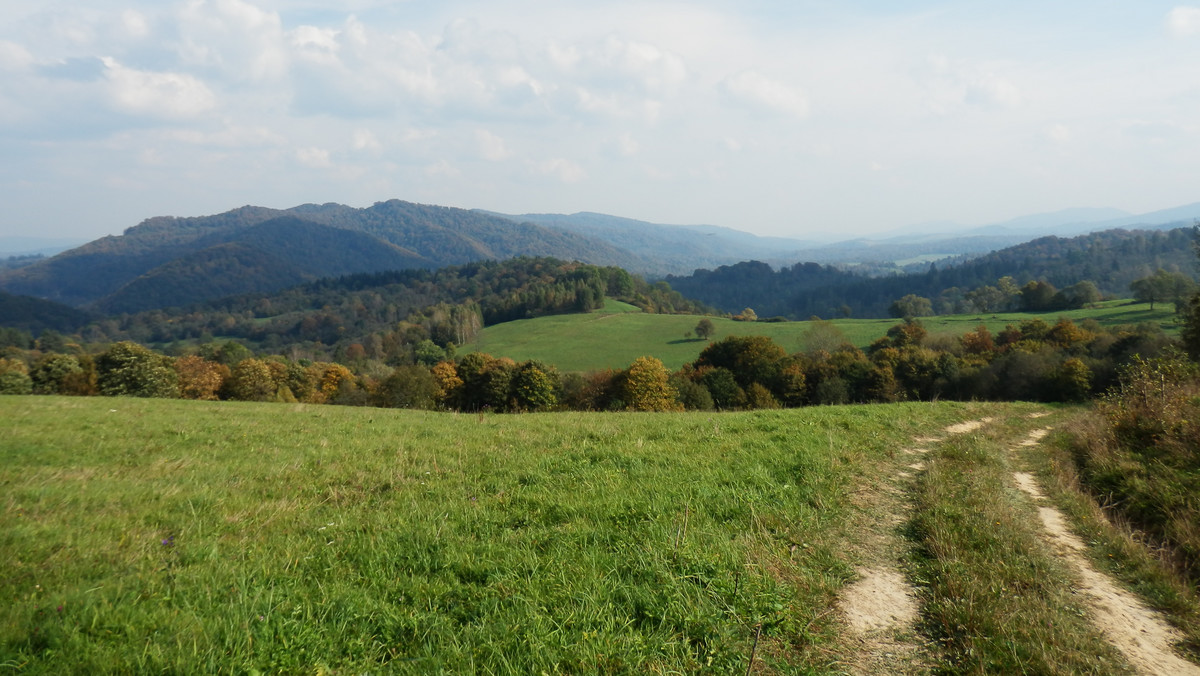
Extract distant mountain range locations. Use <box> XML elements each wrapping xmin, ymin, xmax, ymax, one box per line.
<box><xmin>1</xmin><ymin>198</ymin><xmax>1198</xmax><ymax>317</ymax></box>
<box><xmin>492</xmin><ymin>202</ymin><xmax>1200</xmax><ymax>273</ymax></box>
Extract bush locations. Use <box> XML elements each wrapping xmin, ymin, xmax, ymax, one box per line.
<box><xmin>95</xmin><ymin>342</ymin><xmax>178</xmax><ymax>398</ymax></box>
<box><xmin>1067</xmin><ymin>352</ymin><xmax>1200</xmax><ymax>581</ymax></box>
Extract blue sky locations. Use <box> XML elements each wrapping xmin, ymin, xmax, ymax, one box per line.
<box><xmin>3</xmin><ymin>1</ymin><xmax>1200</xmax><ymax>241</ymax></box>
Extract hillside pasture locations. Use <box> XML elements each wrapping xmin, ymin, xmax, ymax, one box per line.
<box><xmin>467</xmin><ymin>299</ymin><xmax>1179</xmax><ymax>372</ymax></box>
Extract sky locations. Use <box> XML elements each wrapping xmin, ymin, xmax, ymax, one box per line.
<box><xmin>3</xmin><ymin>1</ymin><xmax>1200</xmax><ymax>243</ymax></box>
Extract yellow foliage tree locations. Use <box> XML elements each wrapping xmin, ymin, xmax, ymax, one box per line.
<box><xmin>620</xmin><ymin>356</ymin><xmax>682</xmax><ymax>412</ymax></box>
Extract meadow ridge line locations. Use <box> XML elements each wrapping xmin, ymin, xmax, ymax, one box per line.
<box><xmin>1011</xmin><ymin>430</ymin><xmax>1200</xmax><ymax>676</ymax></box>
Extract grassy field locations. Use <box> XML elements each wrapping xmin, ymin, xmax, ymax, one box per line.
<box><xmin>0</xmin><ymin>395</ymin><xmax>1062</xmax><ymax>673</ymax></box>
<box><xmin>4</xmin><ymin>396</ymin><xmax>1196</xmax><ymax>673</ymax></box>
<box><xmin>467</xmin><ymin>299</ymin><xmax>1180</xmax><ymax>372</ymax></box>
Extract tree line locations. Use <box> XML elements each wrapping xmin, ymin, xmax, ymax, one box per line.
<box><xmin>2</xmin><ymin>307</ymin><xmax>1193</xmax><ymax>413</ymax></box>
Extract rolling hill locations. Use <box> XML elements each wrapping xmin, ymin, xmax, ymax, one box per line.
<box><xmin>0</xmin><ymin>201</ymin><xmax>645</xmax><ymax>313</ymax></box>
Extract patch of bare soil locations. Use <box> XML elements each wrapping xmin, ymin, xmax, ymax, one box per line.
<box><xmin>944</xmin><ymin>417</ymin><xmax>994</xmax><ymax>436</ymax></box>
<box><xmin>1013</xmin><ymin>438</ymin><xmax>1200</xmax><ymax>675</ymax></box>
<box><xmin>843</xmin><ymin>567</ymin><xmax>919</xmax><ymax>633</ymax></box>
<box><xmin>1019</xmin><ymin>428</ymin><xmax>1050</xmax><ymax>447</ymax></box>
<box><xmin>840</xmin><ymin>566</ymin><xmax>926</xmax><ymax>675</ymax></box>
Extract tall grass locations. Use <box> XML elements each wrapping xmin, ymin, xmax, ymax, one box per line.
<box><xmin>1</xmin><ymin>395</ymin><xmax>987</xmax><ymax>673</ymax></box>
<box><xmin>1065</xmin><ymin>354</ymin><xmax>1200</xmax><ymax>581</ymax></box>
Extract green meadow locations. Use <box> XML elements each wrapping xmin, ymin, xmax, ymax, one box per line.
<box><xmin>0</xmin><ymin>395</ymin><xmax>1055</xmax><ymax>673</ymax></box>
<box><xmin>4</xmin><ymin>396</ymin><xmax>1198</xmax><ymax>673</ymax></box>
<box><xmin>467</xmin><ymin>299</ymin><xmax>1180</xmax><ymax>371</ymax></box>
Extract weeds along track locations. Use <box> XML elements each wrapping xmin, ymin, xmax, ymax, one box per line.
<box><xmin>1010</xmin><ymin>429</ymin><xmax>1200</xmax><ymax>676</ymax></box>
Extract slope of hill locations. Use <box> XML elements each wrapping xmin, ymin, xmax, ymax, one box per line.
<box><xmin>0</xmin><ymin>201</ymin><xmax>645</xmax><ymax>311</ymax></box>
<box><xmin>494</xmin><ymin>203</ymin><xmax>1200</xmax><ymax>276</ymax></box>
<box><xmin>466</xmin><ymin>299</ymin><xmax>1179</xmax><ymax>372</ymax></box>
<box><xmin>93</xmin><ymin>218</ymin><xmax>433</xmax><ymax>314</ymax></box>
<box><xmin>81</xmin><ymin>257</ymin><xmax>709</xmax><ymax>357</ymax></box>
<box><xmin>0</xmin><ymin>290</ymin><xmax>97</xmax><ymax>334</ymax></box>
<box><xmin>489</xmin><ymin>211</ymin><xmax>817</xmax><ymax>275</ymax></box>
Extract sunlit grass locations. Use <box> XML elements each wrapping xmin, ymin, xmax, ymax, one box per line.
<box><xmin>2</xmin><ymin>395</ymin><xmax>996</xmax><ymax>673</ymax></box>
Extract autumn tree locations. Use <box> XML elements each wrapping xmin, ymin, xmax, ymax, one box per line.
<box><xmin>960</xmin><ymin>325</ymin><xmax>996</xmax><ymax>360</ymax></box>
<box><xmin>733</xmin><ymin>307</ymin><xmax>758</xmax><ymax>322</ymax></box>
<box><xmin>801</xmin><ymin>319</ymin><xmax>848</xmax><ymax>354</ymax></box>
<box><xmin>226</xmin><ymin>358</ymin><xmax>276</xmax><ymax>401</ymax></box>
<box><xmin>30</xmin><ymin>353</ymin><xmax>83</xmax><ymax>395</ymax></box>
<box><xmin>511</xmin><ymin>361</ymin><xmax>559</xmax><ymax>412</ymax></box>
<box><xmin>619</xmin><ymin>356</ymin><xmax>681</xmax><ymax>411</ymax></box>
<box><xmin>174</xmin><ymin>355</ymin><xmax>228</xmax><ymax>400</ymax></box>
<box><xmin>0</xmin><ymin>358</ymin><xmax>32</xmax><ymax>394</ymax></box>
<box><xmin>1019</xmin><ymin>280</ymin><xmax>1059</xmax><ymax>311</ymax></box>
<box><xmin>1183</xmin><ymin>293</ymin><xmax>1200</xmax><ymax>360</ymax></box>
<box><xmin>95</xmin><ymin>342</ymin><xmax>178</xmax><ymax>398</ymax></box>
<box><xmin>376</xmin><ymin>364</ymin><xmax>441</xmax><ymax>409</ymax></box>
<box><xmin>430</xmin><ymin>361</ymin><xmax>463</xmax><ymax>407</ymax></box>
<box><xmin>694</xmin><ymin>318</ymin><xmax>716</xmax><ymax>340</ymax></box>
<box><xmin>700</xmin><ymin>367</ymin><xmax>746</xmax><ymax>410</ymax></box>
<box><xmin>454</xmin><ymin>353</ymin><xmax>517</xmax><ymax>411</ymax></box>
<box><xmin>694</xmin><ymin>335</ymin><xmax>787</xmax><ymax>394</ymax></box>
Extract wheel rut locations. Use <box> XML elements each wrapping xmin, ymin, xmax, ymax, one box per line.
<box><xmin>835</xmin><ymin>417</ymin><xmax>993</xmax><ymax>674</ymax></box>
<box><xmin>1012</xmin><ymin>429</ymin><xmax>1200</xmax><ymax>676</ymax></box>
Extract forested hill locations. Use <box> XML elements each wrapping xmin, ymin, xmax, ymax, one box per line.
<box><xmin>669</xmin><ymin>226</ymin><xmax>1199</xmax><ymax>318</ymax></box>
<box><xmin>0</xmin><ymin>201</ymin><xmax>648</xmax><ymax>312</ymax></box>
<box><xmin>86</xmin><ymin>257</ymin><xmax>708</xmax><ymax>361</ymax></box>
<box><xmin>0</xmin><ymin>290</ymin><xmax>97</xmax><ymax>334</ymax></box>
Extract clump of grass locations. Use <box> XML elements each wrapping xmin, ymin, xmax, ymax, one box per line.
<box><xmin>1065</xmin><ymin>353</ymin><xmax>1200</xmax><ymax>583</ymax></box>
<box><xmin>909</xmin><ymin>416</ymin><xmax>1133</xmax><ymax>674</ymax></box>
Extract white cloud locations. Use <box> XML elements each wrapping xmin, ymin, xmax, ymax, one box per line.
<box><xmin>121</xmin><ymin>10</ymin><xmax>149</xmax><ymax>39</ymax></box>
<box><xmin>534</xmin><ymin>158</ymin><xmax>586</xmax><ymax>183</ymax></box>
<box><xmin>177</xmin><ymin>0</ymin><xmax>288</xmax><ymax>82</ymax></box>
<box><xmin>1046</xmin><ymin>123</ymin><xmax>1072</xmax><ymax>144</ymax></box>
<box><xmin>351</xmin><ymin>129</ymin><xmax>381</xmax><ymax>153</ymax></box>
<box><xmin>0</xmin><ymin>40</ymin><xmax>34</xmax><ymax>71</ymax></box>
<box><xmin>921</xmin><ymin>55</ymin><xmax>1022</xmax><ymax>113</ymax></box>
<box><xmin>1167</xmin><ymin>7</ymin><xmax>1200</xmax><ymax>36</ymax></box>
<box><xmin>424</xmin><ymin>159</ymin><xmax>460</xmax><ymax>177</ymax></box>
<box><xmin>616</xmin><ymin>132</ymin><xmax>639</xmax><ymax>156</ymax></box>
<box><xmin>101</xmin><ymin>57</ymin><xmax>216</xmax><ymax>118</ymax></box>
<box><xmin>476</xmin><ymin>129</ymin><xmax>510</xmax><ymax>161</ymax></box>
<box><xmin>965</xmin><ymin>73</ymin><xmax>1022</xmax><ymax>108</ymax></box>
<box><xmin>295</xmin><ymin>146</ymin><xmax>332</xmax><ymax>168</ymax></box>
<box><xmin>291</xmin><ymin>25</ymin><xmax>341</xmax><ymax>64</ymax></box>
<box><xmin>720</xmin><ymin>70</ymin><xmax>809</xmax><ymax>118</ymax></box>
<box><xmin>165</xmin><ymin>124</ymin><xmax>284</xmax><ymax>148</ymax></box>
